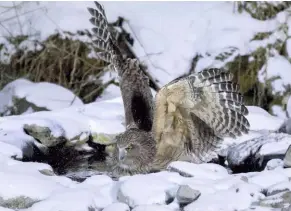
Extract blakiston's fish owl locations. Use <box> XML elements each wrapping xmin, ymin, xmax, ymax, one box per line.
<box><xmin>88</xmin><ymin>2</ymin><xmax>250</xmax><ymax>174</ymax></box>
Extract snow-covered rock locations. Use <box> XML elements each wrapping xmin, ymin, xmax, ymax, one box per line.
<box><xmin>0</xmin><ymin>79</ymin><xmax>83</xmax><ymax>116</ymax></box>
<box><xmin>226</xmin><ymin>133</ymin><xmax>291</xmax><ymax>172</ymax></box>
<box><xmin>103</xmin><ymin>202</ymin><xmax>130</xmax><ymax>211</ymax></box>
<box><xmin>167</xmin><ymin>161</ymin><xmax>229</xmax><ymax>180</ymax></box>
<box><xmin>184</xmin><ymin>182</ymin><xmax>264</xmax><ymax>211</ymax></box>
<box><xmin>132</xmin><ymin>205</ymin><xmax>173</xmax><ymax>211</ymax></box>
<box><xmin>267</xmin><ymin>181</ymin><xmax>291</xmax><ymax>196</ymax></box>
<box><xmin>264</xmin><ymin>159</ymin><xmax>284</xmax><ymax>170</ymax></box>
<box><xmin>175</xmin><ymin>185</ymin><xmax>200</xmax><ymax>205</ymax></box>
<box><xmin>253</xmin><ymin>190</ymin><xmax>291</xmax><ymax>209</ymax></box>
<box><xmin>117</xmin><ymin>174</ymin><xmax>178</xmax><ymax>208</ymax></box>
<box><xmin>246</xmin><ymin>106</ymin><xmax>284</xmax><ymax>131</ymax></box>
<box><xmin>248</xmin><ymin>170</ymin><xmax>289</xmax><ymax>190</ymax></box>
<box><xmin>24</xmin><ymin>188</ymin><xmax>112</xmax><ymax>211</ymax></box>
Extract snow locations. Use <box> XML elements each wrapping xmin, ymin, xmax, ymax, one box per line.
<box><xmin>262</xmin><ymin>52</ymin><xmax>291</xmax><ymax>93</ymax></box>
<box><xmin>245</xmin><ymin>106</ymin><xmax>284</xmax><ymax>131</ymax></box>
<box><xmin>184</xmin><ymin>183</ymin><xmax>264</xmax><ymax>211</ymax></box>
<box><xmin>117</xmin><ymin>174</ymin><xmax>178</xmax><ymax>208</ymax></box>
<box><xmin>25</xmin><ymin>188</ymin><xmax>112</xmax><ymax>211</ymax></box>
<box><xmin>132</xmin><ymin>205</ymin><xmax>173</xmax><ymax>211</ymax></box>
<box><xmin>0</xmin><ymin>99</ymin><xmax>125</xmax><ymax>153</ymax></box>
<box><xmin>103</xmin><ymin>202</ymin><xmax>130</xmax><ymax>211</ymax></box>
<box><xmin>168</xmin><ymin>162</ymin><xmax>229</xmax><ymax>180</ymax></box>
<box><xmin>0</xmin><ymin>79</ymin><xmax>83</xmax><ymax>115</ymax></box>
<box><xmin>1</xmin><ymin>1</ymin><xmax>291</xmax><ymax>211</ymax></box>
<box><xmin>248</xmin><ymin>170</ymin><xmax>289</xmax><ymax>190</ymax></box>
<box><xmin>0</xmin><ymin>78</ymin><xmax>290</xmax><ymax>211</ymax></box>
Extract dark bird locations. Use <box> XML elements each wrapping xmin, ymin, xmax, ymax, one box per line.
<box><xmin>87</xmin><ymin>2</ymin><xmax>250</xmax><ymax>175</ymax></box>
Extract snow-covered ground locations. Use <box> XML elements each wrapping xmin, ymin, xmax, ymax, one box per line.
<box><xmin>1</xmin><ymin>1</ymin><xmax>291</xmax><ymax>211</ymax></box>
<box><xmin>0</xmin><ymin>80</ymin><xmax>290</xmax><ymax>210</ymax></box>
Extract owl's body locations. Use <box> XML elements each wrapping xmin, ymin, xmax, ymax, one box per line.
<box><xmin>88</xmin><ymin>2</ymin><xmax>250</xmax><ymax>174</ymax></box>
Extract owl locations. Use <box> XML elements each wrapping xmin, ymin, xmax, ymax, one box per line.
<box><xmin>87</xmin><ymin>2</ymin><xmax>250</xmax><ymax>175</ymax></box>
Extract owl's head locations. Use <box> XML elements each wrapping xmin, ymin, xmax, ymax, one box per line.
<box><xmin>112</xmin><ymin>128</ymin><xmax>156</xmax><ymax>173</ymax></box>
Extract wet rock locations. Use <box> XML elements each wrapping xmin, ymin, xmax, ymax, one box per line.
<box><xmin>227</xmin><ymin>133</ymin><xmax>290</xmax><ymax>173</ymax></box>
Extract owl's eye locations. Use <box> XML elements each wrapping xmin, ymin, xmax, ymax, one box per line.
<box><xmin>125</xmin><ymin>145</ymin><xmax>133</xmax><ymax>151</ymax></box>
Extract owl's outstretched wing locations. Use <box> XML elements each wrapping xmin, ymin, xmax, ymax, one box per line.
<box><xmin>153</xmin><ymin>68</ymin><xmax>250</xmax><ymax>163</ymax></box>
<box><xmin>88</xmin><ymin>2</ymin><xmax>154</xmax><ymax>131</ymax></box>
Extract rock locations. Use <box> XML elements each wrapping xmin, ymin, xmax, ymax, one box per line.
<box><xmin>0</xmin><ymin>172</ymin><xmax>65</xmax><ymax>202</ymax></box>
<box><xmin>253</xmin><ymin>190</ymin><xmax>291</xmax><ymax>208</ymax></box>
<box><xmin>117</xmin><ymin>174</ymin><xmax>178</xmax><ymax>208</ymax></box>
<box><xmin>267</xmin><ymin>182</ymin><xmax>291</xmax><ymax>196</ymax></box>
<box><xmin>82</xmin><ymin>175</ymin><xmax>113</xmax><ymax>187</ymax></box>
<box><xmin>167</xmin><ymin>161</ymin><xmax>229</xmax><ymax>180</ymax></box>
<box><xmin>103</xmin><ymin>202</ymin><xmax>130</xmax><ymax>211</ymax></box>
<box><xmin>132</xmin><ymin>205</ymin><xmax>173</xmax><ymax>211</ymax></box>
<box><xmin>38</xmin><ymin>169</ymin><xmax>55</xmax><ymax>176</ymax></box>
<box><xmin>176</xmin><ymin>185</ymin><xmax>200</xmax><ymax>206</ymax></box>
<box><xmin>27</xmin><ymin>188</ymin><xmax>112</xmax><ymax>211</ymax></box>
<box><xmin>283</xmin><ymin>145</ymin><xmax>291</xmax><ymax>167</ymax></box>
<box><xmin>227</xmin><ymin>133</ymin><xmax>290</xmax><ymax>173</ymax></box>
<box><xmin>277</xmin><ymin>119</ymin><xmax>291</xmax><ymax>134</ymax></box>
<box><xmin>184</xmin><ymin>182</ymin><xmax>264</xmax><ymax>211</ymax></box>
<box><xmin>0</xmin><ymin>79</ymin><xmax>83</xmax><ymax>116</ymax></box>
<box><xmin>265</xmin><ymin>159</ymin><xmax>284</xmax><ymax>170</ymax></box>
<box><xmin>0</xmin><ymin>196</ymin><xmax>39</xmax><ymax>209</ymax></box>
<box><xmin>23</xmin><ymin>124</ymin><xmax>66</xmax><ymax>147</ymax></box>
<box><xmin>248</xmin><ymin>170</ymin><xmax>289</xmax><ymax>190</ymax></box>
<box><xmin>91</xmin><ymin>132</ymin><xmax>117</xmax><ymax>145</ymax></box>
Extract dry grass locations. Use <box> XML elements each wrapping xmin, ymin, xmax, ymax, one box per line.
<box><xmin>0</xmin><ymin>30</ymin><xmax>114</xmax><ymax>103</ymax></box>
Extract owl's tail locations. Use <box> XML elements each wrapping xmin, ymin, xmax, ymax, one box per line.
<box><xmin>87</xmin><ymin>2</ymin><xmax>123</xmax><ymax>73</ymax></box>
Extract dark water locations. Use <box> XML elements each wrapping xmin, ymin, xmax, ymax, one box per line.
<box><xmin>22</xmin><ymin>141</ymin><xmax>119</xmax><ymax>182</ymax></box>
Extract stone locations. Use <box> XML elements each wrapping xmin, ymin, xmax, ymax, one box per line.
<box><xmin>253</xmin><ymin>191</ymin><xmax>291</xmax><ymax>208</ymax></box>
<box><xmin>132</xmin><ymin>205</ymin><xmax>173</xmax><ymax>211</ymax></box>
<box><xmin>267</xmin><ymin>182</ymin><xmax>291</xmax><ymax>196</ymax></box>
<box><xmin>248</xmin><ymin>170</ymin><xmax>289</xmax><ymax>190</ymax></box>
<box><xmin>227</xmin><ymin>133</ymin><xmax>290</xmax><ymax>173</ymax></box>
<box><xmin>103</xmin><ymin>202</ymin><xmax>130</xmax><ymax>211</ymax></box>
<box><xmin>117</xmin><ymin>174</ymin><xmax>178</xmax><ymax>208</ymax></box>
<box><xmin>167</xmin><ymin>161</ymin><xmax>229</xmax><ymax>180</ymax></box>
<box><xmin>38</xmin><ymin>169</ymin><xmax>55</xmax><ymax>176</ymax></box>
<box><xmin>265</xmin><ymin>159</ymin><xmax>284</xmax><ymax>170</ymax></box>
<box><xmin>23</xmin><ymin>124</ymin><xmax>66</xmax><ymax>147</ymax></box>
<box><xmin>176</xmin><ymin>185</ymin><xmax>200</xmax><ymax>206</ymax></box>
<box><xmin>283</xmin><ymin>145</ymin><xmax>291</xmax><ymax>167</ymax></box>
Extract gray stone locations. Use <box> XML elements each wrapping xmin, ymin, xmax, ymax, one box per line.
<box><xmin>284</xmin><ymin>145</ymin><xmax>291</xmax><ymax>167</ymax></box>
<box><xmin>38</xmin><ymin>169</ymin><xmax>55</xmax><ymax>176</ymax></box>
<box><xmin>23</xmin><ymin>124</ymin><xmax>67</xmax><ymax>147</ymax></box>
<box><xmin>252</xmin><ymin>190</ymin><xmax>291</xmax><ymax>208</ymax></box>
<box><xmin>0</xmin><ymin>196</ymin><xmax>39</xmax><ymax>209</ymax></box>
<box><xmin>267</xmin><ymin>182</ymin><xmax>291</xmax><ymax>196</ymax></box>
<box><xmin>176</xmin><ymin>185</ymin><xmax>201</xmax><ymax>205</ymax></box>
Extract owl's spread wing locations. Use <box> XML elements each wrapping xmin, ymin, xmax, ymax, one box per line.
<box><xmin>153</xmin><ymin>68</ymin><xmax>250</xmax><ymax>163</ymax></box>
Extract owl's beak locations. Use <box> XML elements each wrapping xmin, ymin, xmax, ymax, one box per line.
<box><xmin>118</xmin><ymin>148</ymin><xmax>126</xmax><ymax>161</ymax></box>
